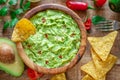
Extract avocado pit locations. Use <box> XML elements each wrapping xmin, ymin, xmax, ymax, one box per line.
<box><xmin>0</xmin><ymin>43</ymin><xmax>15</xmax><ymax>63</ymax></box>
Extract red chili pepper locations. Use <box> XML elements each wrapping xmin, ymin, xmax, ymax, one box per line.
<box><xmin>27</xmin><ymin>68</ymin><xmax>44</xmax><ymax>80</ymax></box>
<box><xmin>66</xmin><ymin>0</ymin><xmax>94</xmax><ymax>11</ymax></box>
<box><xmin>94</xmin><ymin>0</ymin><xmax>107</xmax><ymax>7</ymax></box>
<box><xmin>84</xmin><ymin>18</ymin><xmax>92</xmax><ymax>30</ymax></box>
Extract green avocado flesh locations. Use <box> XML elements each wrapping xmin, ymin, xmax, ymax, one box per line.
<box><xmin>0</xmin><ymin>38</ymin><xmax>24</xmax><ymax>77</ymax></box>
<box><xmin>22</xmin><ymin>10</ymin><xmax>81</xmax><ymax>68</ymax></box>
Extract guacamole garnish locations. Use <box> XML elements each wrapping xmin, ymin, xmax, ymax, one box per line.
<box><xmin>22</xmin><ymin>10</ymin><xmax>81</xmax><ymax>68</ymax></box>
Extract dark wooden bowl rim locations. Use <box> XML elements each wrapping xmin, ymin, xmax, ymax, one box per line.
<box><xmin>16</xmin><ymin>3</ymin><xmax>87</xmax><ymax>74</ymax></box>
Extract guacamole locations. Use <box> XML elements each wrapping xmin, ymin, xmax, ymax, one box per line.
<box><xmin>22</xmin><ymin>10</ymin><xmax>81</xmax><ymax>68</ymax></box>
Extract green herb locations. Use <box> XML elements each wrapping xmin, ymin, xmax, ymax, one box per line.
<box><xmin>23</xmin><ymin>1</ymin><xmax>31</xmax><ymax>11</ymax></box>
<box><xmin>10</xmin><ymin>8</ymin><xmax>23</xmax><ymax>19</ymax></box>
<box><xmin>10</xmin><ymin>18</ymin><xmax>18</xmax><ymax>28</ymax></box>
<box><xmin>0</xmin><ymin>0</ymin><xmax>31</xmax><ymax>30</ymax></box>
<box><xmin>9</xmin><ymin>0</ymin><xmax>18</xmax><ymax>5</ymax></box>
<box><xmin>0</xmin><ymin>0</ymin><xmax>6</xmax><ymax>4</ymax></box>
<box><xmin>3</xmin><ymin>21</ymin><xmax>10</xmax><ymax>30</ymax></box>
<box><xmin>10</xmin><ymin>11</ymin><xmax>17</xmax><ymax>19</ymax></box>
<box><xmin>20</xmin><ymin>0</ymin><xmax>24</xmax><ymax>8</ymax></box>
<box><xmin>0</xmin><ymin>6</ymin><xmax>8</xmax><ymax>16</ymax></box>
<box><xmin>92</xmin><ymin>15</ymin><xmax>106</xmax><ymax>25</ymax></box>
<box><xmin>14</xmin><ymin>8</ymin><xmax>23</xmax><ymax>15</ymax></box>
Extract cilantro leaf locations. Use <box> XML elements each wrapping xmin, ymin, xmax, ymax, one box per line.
<box><xmin>9</xmin><ymin>0</ymin><xmax>18</xmax><ymax>5</ymax></box>
<box><xmin>10</xmin><ymin>8</ymin><xmax>23</xmax><ymax>19</ymax></box>
<box><xmin>1</xmin><ymin>0</ymin><xmax>31</xmax><ymax>30</ymax></box>
<box><xmin>0</xmin><ymin>0</ymin><xmax>6</xmax><ymax>4</ymax></box>
<box><xmin>10</xmin><ymin>11</ymin><xmax>17</xmax><ymax>19</ymax></box>
<box><xmin>10</xmin><ymin>18</ymin><xmax>18</xmax><ymax>28</ymax></box>
<box><xmin>0</xmin><ymin>6</ymin><xmax>8</xmax><ymax>16</ymax></box>
<box><xmin>14</xmin><ymin>8</ymin><xmax>23</xmax><ymax>15</ymax></box>
<box><xmin>3</xmin><ymin>21</ymin><xmax>10</xmax><ymax>30</ymax></box>
<box><xmin>20</xmin><ymin>0</ymin><xmax>24</xmax><ymax>8</ymax></box>
<box><xmin>23</xmin><ymin>1</ymin><xmax>31</xmax><ymax>11</ymax></box>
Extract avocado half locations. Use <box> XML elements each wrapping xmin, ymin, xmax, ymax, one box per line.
<box><xmin>0</xmin><ymin>38</ymin><xmax>24</xmax><ymax>77</ymax></box>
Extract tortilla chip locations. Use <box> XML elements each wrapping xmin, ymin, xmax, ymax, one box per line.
<box><xmin>51</xmin><ymin>73</ymin><xmax>66</xmax><ymax>80</ymax></box>
<box><xmin>81</xmin><ymin>61</ymin><xmax>100</xmax><ymax>79</ymax></box>
<box><xmin>98</xmin><ymin>76</ymin><xmax>106</xmax><ymax>80</ymax></box>
<box><xmin>88</xmin><ymin>31</ymin><xmax>118</xmax><ymax>61</ymax></box>
<box><xmin>81</xmin><ymin>61</ymin><xmax>106</xmax><ymax>80</ymax></box>
<box><xmin>91</xmin><ymin>48</ymin><xmax>117</xmax><ymax>76</ymax></box>
<box><xmin>82</xmin><ymin>74</ymin><xmax>106</xmax><ymax>80</ymax></box>
<box><xmin>11</xmin><ymin>18</ymin><xmax>36</xmax><ymax>42</ymax></box>
<box><xmin>82</xmin><ymin>75</ymin><xmax>94</xmax><ymax>80</ymax></box>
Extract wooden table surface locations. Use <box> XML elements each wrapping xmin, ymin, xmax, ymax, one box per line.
<box><xmin>0</xmin><ymin>0</ymin><xmax>120</xmax><ymax>80</ymax></box>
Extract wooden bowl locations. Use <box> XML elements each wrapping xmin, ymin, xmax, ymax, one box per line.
<box><xmin>16</xmin><ymin>4</ymin><xmax>87</xmax><ymax>74</ymax></box>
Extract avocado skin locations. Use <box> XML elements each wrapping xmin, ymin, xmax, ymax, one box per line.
<box><xmin>0</xmin><ymin>38</ymin><xmax>24</xmax><ymax>77</ymax></box>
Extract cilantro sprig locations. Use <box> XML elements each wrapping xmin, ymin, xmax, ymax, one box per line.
<box><xmin>0</xmin><ymin>0</ymin><xmax>6</xmax><ymax>4</ymax></box>
<box><xmin>0</xmin><ymin>0</ymin><xmax>31</xmax><ymax>31</ymax></box>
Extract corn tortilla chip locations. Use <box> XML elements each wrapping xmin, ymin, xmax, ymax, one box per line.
<box><xmin>51</xmin><ymin>73</ymin><xmax>66</xmax><ymax>80</ymax></box>
<box><xmin>11</xmin><ymin>18</ymin><xmax>36</xmax><ymax>42</ymax></box>
<box><xmin>82</xmin><ymin>75</ymin><xmax>94</xmax><ymax>80</ymax></box>
<box><xmin>81</xmin><ymin>61</ymin><xmax>106</xmax><ymax>80</ymax></box>
<box><xmin>88</xmin><ymin>31</ymin><xmax>118</xmax><ymax>61</ymax></box>
<box><xmin>91</xmin><ymin>48</ymin><xmax>117</xmax><ymax>76</ymax></box>
<box><xmin>82</xmin><ymin>74</ymin><xmax>106</xmax><ymax>80</ymax></box>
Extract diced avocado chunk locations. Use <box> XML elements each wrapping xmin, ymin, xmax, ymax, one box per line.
<box><xmin>0</xmin><ymin>38</ymin><xmax>24</xmax><ymax>77</ymax></box>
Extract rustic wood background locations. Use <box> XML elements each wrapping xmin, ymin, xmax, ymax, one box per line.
<box><xmin>0</xmin><ymin>0</ymin><xmax>120</xmax><ymax>80</ymax></box>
